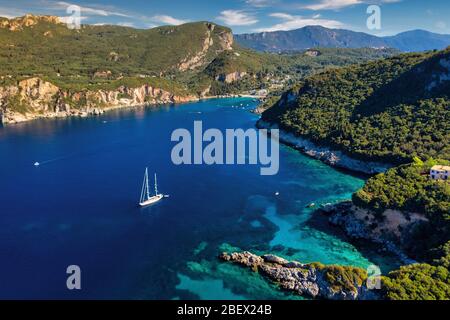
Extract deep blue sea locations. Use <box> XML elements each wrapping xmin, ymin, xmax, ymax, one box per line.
<box><xmin>0</xmin><ymin>98</ymin><xmax>399</xmax><ymax>299</ymax></box>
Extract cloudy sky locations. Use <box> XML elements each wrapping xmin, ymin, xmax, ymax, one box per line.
<box><xmin>0</xmin><ymin>0</ymin><xmax>449</xmax><ymax>35</ymax></box>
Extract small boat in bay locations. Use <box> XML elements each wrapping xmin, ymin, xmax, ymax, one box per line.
<box><xmin>139</xmin><ymin>168</ymin><xmax>164</xmax><ymax>207</ymax></box>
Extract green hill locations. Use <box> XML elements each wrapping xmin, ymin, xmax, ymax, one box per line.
<box><xmin>193</xmin><ymin>47</ymin><xmax>398</xmax><ymax>96</ymax></box>
<box><xmin>0</xmin><ymin>15</ymin><xmax>400</xmax><ymax>124</ymax></box>
<box><xmin>0</xmin><ymin>15</ymin><xmax>232</xmax><ymax>81</ymax></box>
<box><xmin>260</xmin><ymin>47</ymin><xmax>450</xmax><ymax>299</ymax></box>
<box><xmin>0</xmin><ymin>15</ymin><xmax>398</xmax><ymax>94</ymax></box>
<box><xmin>261</xmin><ymin>47</ymin><xmax>450</xmax><ymax>164</ymax></box>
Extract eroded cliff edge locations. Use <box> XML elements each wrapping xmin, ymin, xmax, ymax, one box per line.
<box><xmin>0</xmin><ymin>77</ymin><xmax>198</xmax><ymax>124</ymax></box>
<box><xmin>257</xmin><ymin>119</ymin><xmax>392</xmax><ymax>174</ymax></box>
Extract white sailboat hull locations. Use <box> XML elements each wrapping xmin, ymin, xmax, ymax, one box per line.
<box><xmin>139</xmin><ymin>194</ymin><xmax>164</xmax><ymax>207</ymax></box>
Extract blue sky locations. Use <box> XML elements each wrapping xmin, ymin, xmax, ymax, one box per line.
<box><xmin>0</xmin><ymin>0</ymin><xmax>449</xmax><ymax>35</ymax></box>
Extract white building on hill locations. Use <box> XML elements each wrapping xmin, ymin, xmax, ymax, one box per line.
<box><xmin>430</xmin><ymin>165</ymin><xmax>450</xmax><ymax>180</ymax></box>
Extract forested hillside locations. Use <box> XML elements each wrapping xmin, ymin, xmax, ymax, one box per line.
<box><xmin>262</xmin><ymin>47</ymin><xmax>450</xmax><ymax>164</ymax></box>
<box><xmin>0</xmin><ymin>15</ymin><xmax>399</xmax><ymax>124</ymax></box>
<box><xmin>260</xmin><ymin>47</ymin><xmax>450</xmax><ymax>300</ymax></box>
<box><xmin>0</xmin><ymin>15</ymin><xmax>233</xmax><ymax>90</ymax></box>
<box><xmin>0</xmin><ymin>15</ymin><xmax>397</xmax><ymax>93</ymax></box>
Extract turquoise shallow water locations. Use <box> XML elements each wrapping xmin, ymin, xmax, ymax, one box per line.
<box><xmin>0</xmin><ymin>98</ymin><xmax>399</xmax><ymax>299</ymax></box>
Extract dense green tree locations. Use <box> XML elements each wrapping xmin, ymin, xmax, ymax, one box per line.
<box><xmin>383</xmin><ymin>263</ymin><xmax>450</xmax><ymax>300</ymax></box>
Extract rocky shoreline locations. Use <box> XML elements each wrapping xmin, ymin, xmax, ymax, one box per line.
<box><xmin>0</xmin><ymin>77</ymin><xmax>264</xmax><ymax>125</ymax></box>
<box><xmin>319</xmin><ymin>202</ymin><xmax>424</xmax><ymax>265</ymax></box>
<box><xmin>0</xmin><ymin>77</ymin><xmax>200</xmax><ymax>125</ymax></box>
<box><xmin>219</xmin><ymin>251</ymin><xmax>379</xmax><ymax>300</ymax></box>
<box><xmin>257</xmin><ymin>120</ymin><xmax>392</xmax><ymax>175</ymax></box>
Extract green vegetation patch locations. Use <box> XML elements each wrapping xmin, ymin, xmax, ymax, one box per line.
<box><xmin>5</xmin><ymin>94</ymin><xmax>29</xmax><ymax>114</ymax></box>
<box><xmin>383</xmin><ymin>263</ymin><xmax>450</xmax><ymax>300</ymax></box>
<box><xmin>262</xmin><ymin>48</ymin><xmax>450</xmax><ymax>164</ymax></box>
<box><xmin>353</xmin><ymin>158</ymin><xmax>450</xmax><ymax>220</ymax></box>
<box><xmin>312</xmin><ymin>262</ymin><xmax>368</xmax><ymax>294</ymax></box>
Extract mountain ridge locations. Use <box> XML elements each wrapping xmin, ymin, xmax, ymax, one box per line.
<box><xmin>235</xmin><ymin>26</ymin><xmax>450</xmax><ymax>52</ymax></box>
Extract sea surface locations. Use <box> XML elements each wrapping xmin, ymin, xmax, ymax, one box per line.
<box><xmin>0</xmin><ymin>98</ymin><xmax>399</xmax><ymax>299</ymax></box>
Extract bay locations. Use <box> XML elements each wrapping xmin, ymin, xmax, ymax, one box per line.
<box><xmin>0</xmin><ymin>98</ymin><xmax>399</xmax><ymax>299</ymax></box>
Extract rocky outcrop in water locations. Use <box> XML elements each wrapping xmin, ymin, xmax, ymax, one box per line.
<box><xmin>0</xmin><ymin>77</ymin><xmax>198</xmax><ymax>124</ymax></box>
<box><xmin>220</xmin><ymin>251</ymin><xmax>379</xmax><ymax>300</ymax></box>
<box><xmin>257</xmin><ymin>120</ymin><xmax>392</xmax><ymax>174</ymax></box>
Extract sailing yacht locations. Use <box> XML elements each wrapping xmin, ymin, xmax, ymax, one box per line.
<box><xmin>139</xmin><ymin>168</ymin><xmax>164</xmax><ymax>207</ymax></box>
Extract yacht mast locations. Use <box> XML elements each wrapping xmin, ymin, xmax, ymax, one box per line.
<box><xmin>140</xmin><ymin>169</ymin><xmax>145</xmax><ymax>203</ymax></box>
<box><xmin>140</xmin><ymin>168</ymin><xmax>150</xmax><ymax>203</ymax></box>
<box><xmin>154</xmin><ymin>173</ymin><xmax>158</xmax><ymax>195</ymax></box>
<box><xmin>145</xmin><ymin>168</ymin><xmax>150</xmax><ymax>199</ymax></box>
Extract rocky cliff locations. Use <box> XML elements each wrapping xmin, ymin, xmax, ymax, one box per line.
<box><xmin>0</xmin><ymin>77</ymin><xmax>198</xmax><ymax>124</ymax></box>
<box><xmin>320</xmin><ymin>202</ymin><xmax>428</xmax><ymax>264</ymax></box>
<box><xmin>215</xmin><ymin>71</ymin><xmax>248</xmax><ymax>83</ymax></box>
<box><xmin>257</xmin><ymin>120</ymin><xmax>392</xmax><ymax>174</ymax></box>
<box><xmin>220</xmin><ymin>251</ymin><xmax>378</xmax><ymax>300</ymax></box>
<box><xmin>0</xmin><ymin>14</ymin><xmax>62</xmax><ymax>31</ymax></box>
<box><xmin>178</xmin><ymin>23</ymin><xmax>233</xmax><ymax>72</ymax></box>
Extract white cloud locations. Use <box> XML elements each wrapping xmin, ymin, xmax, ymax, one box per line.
<box><xmin>0</xmin><ymin>7</ymin><xmax>26</xmax><ymax>18</ymax></box>
<box><xmin>217</xmin><ymin>10</ymin><xmax>258</xmax><ymax>26</ymax></box>
<box><xmin>245</xmin><ymin>0</ymin><xmax>276</xmax><ymax>7</ymax></box>
<box><xmin>435</xmin><ymin>21</ymin><xmax>447</xmax><ymax>30</ymax></box>
<box><xmin>303</xmin><ymin>0</ymin><xmax>362</xmax><ymax>10</ymax></box>
<box><xmin>254</xmin><ymin>12</ymin><xmax>344</xmax><ymax>32</ymax></box>
<box><xmin>151</xmin><ymin>15</ymin><xmax>188</xmax><ymax>26</ymax></box>
<box><xmin>302</xmin><ymin>0</ymin><xmax>401</xmax><ymax>11</ymax></box>
<box><xmin>54</xmin><ymin>1</ymin><xmax>131</xmax><ymax>17</ymax></box>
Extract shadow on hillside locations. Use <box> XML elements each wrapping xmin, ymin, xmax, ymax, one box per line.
<box><xmin>352</xmin><ymin>50</ymin><xmax>449</xmax><ymax>119</ymax></box>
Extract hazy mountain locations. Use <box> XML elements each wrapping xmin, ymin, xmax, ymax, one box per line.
<box><xmin>384</xmin><ymin>30</ymin><xmax>450</xmax><ymax>52</ymax></box>
<box><xmin>235</xmin><ymin>26</ymin><xmax>450</xmax><ymax>52</ymax></box>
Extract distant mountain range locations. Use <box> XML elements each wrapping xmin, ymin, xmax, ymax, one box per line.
<box><xmin>235</xmin><ymin>26</ymin><xmax>450</xmax><ymax>52</ymax></box>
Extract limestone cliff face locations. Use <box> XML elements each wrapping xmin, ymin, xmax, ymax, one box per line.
<box><xmin>427</xmin><ymin>56</ymin><xmax>450</xmax><ymax>90</ymax></box>
<box><xmin>0</xmin><ymin>77</ymin><xmax>198</xmax><ymax>124</ymax></box>
<box><xmin>217</xmin><ymin>29</ymin><xmax>234</xmax><ymax>51</ymax></box>
<box><xmin>178</xmin><ymin>23</ymin><xmax>233</xmax><ymax>72</ymax></box>
<box><xmin>215</xmin><ymin>71</ymin><xmax>248</xmax><ymax>83</ymax></box>
<box><xmin>321</xmin><ymin>202</ymin><xmax>428</xmax><ymax>264</ymax></box>
<box><xmin>0</xmin><ymin>14</ymin><xmax>62</xmax><ymax>31</ymax></box>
